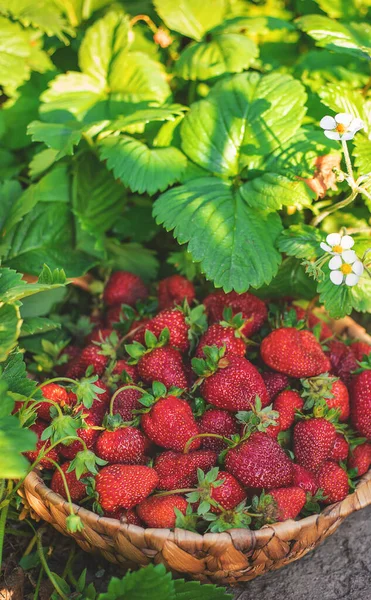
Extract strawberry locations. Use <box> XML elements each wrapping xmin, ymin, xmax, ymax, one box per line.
<box><xmin>129</xmin><ymin>318</ymin><xmax>151</xmax><ymax>344</ymax></box>
<box><xmin>210</xmin><ymin>471</ymin><xmax>246</xmax><ymax>512</ymax></box>
<box><xmin>103</xmin><ymin>271</ymin><xmax>148</xmax><ymax>307</ymax></box>
<box><xmin>292</xmin><ymin>464</ymin><xmax>319</xmax><ymax>495</ymax></box>
<box><xmin>126</xmin><ymin>508</ymin><xmax>143</xmax><ymax>526</ymax></box>
<box><xmin>55</xmin><ymin>345</ymin><xmax>81</xmax><ymax>376</ymax></box>
<box><xmin>112</xmin><ymin>388</ymin><xmax>143</xmax><ymax>422</ymax></box>
<box><xmin>198</xmin><ymin>409</ymin><xmax>238</xmax><ymax>452</ymax></box>
<box><xmin>317</xmin><ymin>461</ymin><xmax>349</xmax><ymax>504</ymax></box>
<box><xmin>51</xmin><ymin>462</ymin><xmax>87</xmax><ymax>502</ymax></box>
<box><xmin>196</xmin><ymin>323</ymin><xmax>246</xmax><ymax>358</ymax></box>
<box><xmin>141</xmin><ymin>395</ymin><xmax>200</xmax><ymax>452</ymax></box>
<box><xmin>301</xmin><ymin>374</ymin><xmax>349</xmax><ymax>421</ymax></box>
<box><xmin>154</xmin><ymin>450</ymin><xmax>217</xmax><ymax>490</ymax></box>
<box><xmin>194</xmin><ymin>351</ymin><xmax>269</xmax><ymax>412</ymax></box>
<box><xmin>106</xmin><ymin>305</ymin><xmax>126</xmax><ymax>327</ymax></box>
<box><xmin>138</xmin><ymin>347</ymin><xmax>188</xmax><ymax>389</ymax></box>
<box><xmin>143</xmin><ymin>309</ymin><xmax>189</xmax><ymax>352</ymax></box>
<box><xmin>350</xmin><ymin>341</ymin><xmax>371</xmax><ymax>362</ymax></box>
<box><xmin>293</xmin><ymin>418</ymin><xmax>336</xmax><ymax>471</ymax></box>
<box><xmin>326</xmin><ymin>340</ymin><xmax>358</xmax><ymax>385</ymax></box>
<box><xmin>273</xmin><ymin>390</ymin><xmax>304</xmax><ymax>431</ymax></box>
<box><xmin>59</xmin><ymin>404</ymin><xmax>103</xmax><ymax>460</ymax></box>
<box><xmin>262</xmin><ymin>371</ymin><xmax>289</xmax><ymax>401</ymax></box>
<box><xmin>95</xmin><ymin>465</ymin><xmax>158</xmax><ymax>511</ymax></box>
<box><xmin>112</xmin><ymin>359</ymin><xmax>138</xmax><ymax>382</ymax></box>
<box><xmin>293</xmin><ymin>306</ymin><xmax>333</xmax><ymax>341</ymax></box>
<box><xmin>137</xmin><ymin>495</ymin><xmax>188</xmax><ymax>528</ymax></box>
<box><xmin>86</xmin><ymin>328</ymin><xmax>114</xmax><ymax>345</ymax></box>
<box><xmin>329</xmin><ymin>433</ymin><xmax>349</xmax><ymax>462</ymax></box>
<box><xmin>225</xmin><ymin>432</ymin><xmax>294</xmax><ymax>489</ymax></box>
<box><xmin>348</xmin><ymin>443</ymin><xmax>371</xmax><ymax>476</ymax></box>
<box><xmin>257</xmin><ymin>487</ymin><xmax>306</xmax><ymax>522</ymax></box>
<box><xmin>261</xmin><ymin>328</ymin><xmax>330</xmax><ymax>378</ymax></box>
<box><xmin>36</xmin><ymin>383</ymin><xmax>69</xmax><ymax>422</ymax></box>
<box><xmin>350</xmin><ymin>370</ymin><xmax>371</xmax><ymax>438</ymax></box>
<box><xmin>95</xmin><ymin>427</ymin><xmax>146</xmax><ymax>465</ymax></box>
<box><xmin>158</xmin><ymin>275</ymin><xmax>195</xmax><ymax>310</ymax></box>
<box><xmin>203</xmin><ymin>291</ymin><xmax>267</xmax><ymax>337</ymax></box>
<box><xmin>24</xmin><ymin>422</ymin><xmax>59</xmax><ymax>468</ymax></box>
<box><xmin>75</xmin><ymin>344</ymin><xmax>109</xmax><ymax>377</ymax></box>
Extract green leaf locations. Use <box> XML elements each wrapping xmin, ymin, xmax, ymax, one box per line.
<box><xmin>0</xmin><ymin>397</ymin><xmax>36</xmax><ymax>478</ymax></box>
<box><xmin>0</xmin><ymin>180</ymin><xmax>23</xmax><ymax>235</ymax></box>
<box><xmin>154</xmin><ymin>177</ymin><xmax>282</xmax><ymax>292</ymax></box>
<box><xmin>0</xmin><ymin>303</ymin><xmax>21</xmax><ymax>361</ymax></box>
<box><xmin>153</xmin><ymin>0</ymin><xmax>226</xmax><ymax>41</ymax></box>
<box><xmin>319</xmin><ymin>84</ymin><xmax>370</xmax><ymax>133</ymax></box>
<box><xmin>0</xmin><ymin>0</ymin><xmax>74</xmax><ymax>43</ymax></box>
<box><xmin>20</xmin><ymin>316</ymin><xmax>61</xmax><ymax>337</ymax></box>
<box><xmin>317</xmin><ymin>265</ymin><xmax>353</xmax><ymax>318</ymax></box>
<box><xmin>174</xmin><ymin>579</ymin><xmax>232</xmax><ymax>599</ymax></box>
<box><xmin>0</xmin><ymin>350</ymin><xmax>41</xmax><ymax>399</ymax></box>
<box><xmin>351</xmin><ymin>276</ymin><xmax>371</xmax><ymax>313</ymax></box>
<box><xmin>295</xmin><ymin>50</ymin><xmax>370</xmax><ymax>94</ymax></box>
<box><xmin>240</xmin><ymin>173</ymin><xmax>314</xmax><ymax>212</ymax></box>
<box><xmin>60</xmin><ymin>0</ymin><xmax>112</xmax><ymax>26</ymax></box>
<box><xmin>278</xmin><ymin>225</ymin><xmax>326</xmax><ymax>259</ymax></box>
<box><xmin>0</xmin><ymin>17</ymin><xmax>37</xmax><ymax>91</ymax></box>
<box><xmin>98</xmin><ymin>563</ymin><xmax>174</xmax><ymax>600</ymax></box>
<box><xmin>99</xmin><ymin>135</ymin><xmax>187</xmax><ymax>195</ymax></box>
<box><xmin>105</xmin><ymin>104</ymin><xmax>188</xmax><ymax>135</ymax></box>
<box><xmin>353</xmin><ymin>134</ymin><xmax>371</xmax><ymax>173</ymax></box>
<box><xmin>176</xmin><ymin>33</ymin><xmax>258</xmax><ymax>81</ymax></box>
<box><xmin>296</xmin><ymin>15</ymin><xmax>371</xmax><ymax>60</ymax></box>
<box><xmin>29</xmin><ymin>148</ymin><xmax>59</xmax><ymax>178</ymax></box>
<box><xmin>109</xmin><ymin>51</ymin><xmax>171</xmax><ymax>104</ymax></box>
<box><xmin>256</xmin><ymin>257</ymin><xmax>317</xmax><ymax>300</ymax></box>
<box><xmin>27</xmin><ymin>120</ymin><xmax>84</xmax><ymax>159</ymax></box>
<box><xmin>181</xmin><ymin>72</ymin><xmax>307</xmax><ymax>176</ymax></box>
<box><xmin>40</xmin><ymin>72</ymin><xmax>105</xmax><ymax>121</ymax></box>
<box><xmin>37</xmin><ymin>264</ymin><xmax>67</xmax><ymax>285</ymax></box>
<box><xmin>105</xmin><ymin>240</ymin><xmax>158</xmax><ymax>282</ymax></box>
<box><xmin>312</xmin><ymin>0</ymin><xmax>360</xmax><ymax>19</ymax></box>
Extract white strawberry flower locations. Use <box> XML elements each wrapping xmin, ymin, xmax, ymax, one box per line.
<box><xmin>328</xmin><ymin>253</ymin><xmax>364</xmax><ymax>287</ymax></box>
<box><xmin>320</xmin><ymin>232</ymin><xmax>355</xmax><ymax>256</ymax></box>
<box><xmin>320</xmin><ymin>113</ymin><xmax>364</xmax><ymax>141</ymax></box>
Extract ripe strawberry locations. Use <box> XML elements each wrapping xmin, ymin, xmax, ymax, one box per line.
<box><xmin>293</xmin><ymin>418</ymin><xmax>336</xmax><ymax>471</ymax></box>
<box><xmin>329</xmin><ymin>433</ymin><xmax>349</xmax><ymax>462</ymax></box>
<box><xmin>261</xmin><ymin>328</ymin><xmax>330</xmax><ymax>378</ymax></box>
<box><xmin>126</xmin><ymin>508</ymin><xmax>143</xmax><ymax>526</ymax></box>
<box><xmin>326</xmin><ymin>340</ymin><xmax>357</xmax><ymax>385</ymax></box>
<box><xmin>37</xmin><ymin>384</ymin><xmax>70</xmax><ymax>422</ymax></box>
<box><xmin>225</xmin><ymin>432</ymin><xmax>294</xmax><ymax>489</ymax></box>
<box><xmin>264</xmin><ymin>487</ymin><xmax>306</xmax><ymax>521</ymax></box>
<box><xmin>262</xmin><ymin>371</ymin><xmax>289</xmax><ymax>401</ymax></box>
<box><xmin>158</xmin><ymin>275</ymin><xmax>195</xmax><ymax>310</ymax></box>
<box><xmin>210</xmin><ymin>471</ymin><xmax>246</xmax><ymax>512</ymax></box>
<box><xmin>138</xmin><ymin>347</ymin><xmax>188</xmax><ymax>389</ymax></box>
<box><xmin>350</xmin><ymin>341</ymin><xmax>371</xmax><ymax>362</ymax></box>
<box><xmin>196</xmin><ymin>324</ymin><xmax>246</xmax><ymax>358</ymax></box>
<box><xmin>348</xmin><ymin>443</ymin><xmax>371</xmax><ymax>476</ymax></box>
<box><xmin>106</xmin><ymin>305</ymin><xmax>126</xmax><ymax>326</ymax></box>
<box><xmin>198</xmin><ymin>409</ymin><xmax>238</xmax><ymax>452</ymax></box>
<box><xmin>129</xmin><ymin>318</ymin><xmax>151</xmax><ymax>345</ymax></box>
<box><xmin>112</xmin><ymin>388</ymin><xmax>143</xmax><ymax>422</ymax></box>
<box><xmin>95</xmin><ymin>465</ymin><xmax>158</xmax><ymax>511</ymax></box>
<box><xmin>51</xmin><ymin>462</ymin><xmax>87</xmax><ymax>502</ymax></box>
<box><xmin>137</xmin><ymin>494</ymin><xmax>188</xmax><ymax>528</ymax></box>
<box><xmin>301</xmin><ymin>374</ymin><xmax>349</xmax><ymax>422</ymax></box>
<box><xmin>273</xmin><ymin>390</ymin><xmax>304</xmax><ymax>431</ymax></box>
<box><xmin>199</xmin><ymin>355</ymin><xmax>269</xmax><ymax>412</ymax></box>
<box><xmin>24</xmin><ymin>422</ymin><xmax>59</xmax><ymax>468</ymax></box>
<box><xmin>350</xmin><ymin>370</ymin><xmax>371</xmax><ymax>438</ymax></box>
<box><xmin>112</xmin><ymin>359</ymin><xmax>138</xmax><ymax>382</ymax></box>
<box><xmin>103</xmin><ymin>271</ymin><xmax>148</xmax><ymax>307</ymax></box>
<box><xmin>95</xmin><ymin>427</ymin><xmax>146</xmax><ymax>465</ymax></box>
<box><xmin>292</xmin><ymin>464</ymin><xmax>319</xmax><ymax>495</ymax></box>
<box><xmin>143</xmin><ymin>309</ymin><xmax>189</xmax><ymax>352</ymax></box>
<box><xmin>204</xmin><ymin>291</ymin><xmax>267</xmax><ymax>337</ymax></box>
<box><xmin>154</xmin><ymin>450</ymin><xmax>217</xmax><ymax>490</ymax></box>
<box><xmin>75</xmin><ymin>344</ymin><xmax>109</xmax><ymax>377</ymax></box>
<box><xmin>293</xmin><ymin>306</ymin><xmax>333</xmax><ymax>341</ymax></box>
<box><xmin>59</xmin><ymin>404</ymin><xmax>103</xmax><ymax>460</ymax></box>
<box><xmin>55</xmin><ymin>345</ymin><xmax>81</xmax><ymax>376</ymax></box>
<box><xmin>141</xmin><ymin>395</ymin><xmax>201</xmax><ymax>452</ymax></box>
<box><xmin>86</xmin><ymin>328</ymin><xmax>114</xmax><ymax>345</ymax></box>
<box><xmin>317</xmin><ymin>461</ymin><xmax>349</xmax><ymax>504</ymax></box>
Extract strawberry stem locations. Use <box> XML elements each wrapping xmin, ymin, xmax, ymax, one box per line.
<box><xmin>154</xmin><ymin>488</ymin><xmax>196</xmax><ymax>496</ymax></box>
<box><xmin>183</xmin><ymin>433</ymin><xmax>234</xmax><ymax>454</ymax></box>
<box><xmin>109</xmin><ymin>384</ymin><xmax>145</xmax><ymax>415</ymax></box>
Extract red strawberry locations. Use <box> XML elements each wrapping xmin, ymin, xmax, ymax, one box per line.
<box><xmin>106</xmin><ymin>305</ymin><xmax>126</xmax><ymax>326</ymax></box>
<box><xmin>261</xmin><ymin>328</ymin><xmax>330</xmax><ymax>378</ymax></box>
<box><xmin>24</xmin><ymin>422</ymin><xmax>59</xmax><ymax>468</ymax></box>
<box><xmin>293</xmin><ymin>418</ymin><xmax>336</xmax><ymax>471</ymax></box>
<box><xmin>225</xmin><ymin>432</ymin><xmax>293</xmax><ymax>489</ymax></box>
<box><xmin>144</xmin><ymin>309</ymin><xmax>189</xmax><ymax>352</ymax></box>
<box><xmin>95</xmin><ymin>427</ymin><xmax>146</xmax><ymax>465</ymax></box>
<box><xmin>138</xmin><ymin>347</ymin><xmax>188</xmax><ymax>389</ymax></box>
<box><xmin>210</xmin><ymin>471</ymin><xmax>246</xmax><ymax>512</ymax></box>
<box><xmin>141</xmin><ymin>395</ymin><xmax>200</xmax><ymax>452</ymax></box>
<box><xmin>196</xmin><ymin>324</ymin><xmax>246</xmax><ymax>358</ymax></box>
<box><xmin>95</xmin><ymin>465</ymin><xmax>158</xmax><ymax>511</ymax></box>
<box><xmin>103</xmin><ymin>271</ymin><xmax>148</xmax><ymax>307</ymax></box>
<box><xmin>137</xmin><ymin>494</ymin><xmax>188</xmax><ymax>528</ymax></box>
<box><xmin>329</xmin><ymin>433</ymin><xmax>349</xmax><ymax>462</ymax></box>
<box><xmin>326</xmin><ymin>340</ymin><xmax>358</xmax><ymax>385</ymax></box>
<box><xmin>317</xmin><ymin>461</ymin><xmax>349</xmax><ymax>504</ymax></box>
<box><xmin>348</xmin><ymin>443</ymin><xmax>371</xmax><ymax>476</ymax></box>
<box><xmin>293</xmin><ymin>306</ymin><xmax>333</xmax><ymax>341</ymax></box>
<box><xmin>325</xmin><ymin>379</ymin><xmax>350</xmax><ymax>422</ymax></box>
<box><xmin>112</xmin><ymin>359</ymin><xmax>138</xmax><ymax>382</ymax></box>
<box><xmin>262</xmin><ymin>371</ymin><xmax>289</xmax><ymax>401</ymax></box>
<box><xmin>350</xmin><ymin>370</ymin><xmax>371</xmax><ymax>438</ymax></box>
<box><xmin>273</xmin><ymin>390</ymin><xmax>304</xmax><ymax>431</ymax></box>
<box><xmin>51</xmin><ymin>462</ymin><xmax>87</xmax><ymax>502</ymax></box>
<box><xmin>59</xmin><ymin>404</ymin><xmax>103</xmax><ymax>460</ymax></box>
<box><xmin>204</xmin><ymin>291</ymin><xmax>267</xmax><ymax>337</ymax></box>
<box><xmin>37</xmin><ymin>384</ymin><xmax>69</xmax><ymax>422</ymax></box>
<box><xmin>198</xmin><ymin>409</ymin><xmax>238</xmax><ymax>452</ymax></box>
<box><xmin>55</xmin><ymin>345</ymin><xmax>81</xmax><ymax>376</ymax></box>
<box><xmin>76</xmin><ymin>344</ymin><xmax>109</xmax><ymax>377</ymax></box>
<box><xmin>86</xmin><ymin>328</ymin><xmax>114</xmax><ymax>345</ymax></box>
<box><xmin>154</xmin><ymin>450</ymin><xmax>217</xmax><ymax>490</ymax></box>
<box><xmin>266</xmin><ymin>487</ymin><xmax>306</xmax><ymax>521</ymax></box>
<box><xmin>129</xmin><ymin>318</ymin><xmax>151</xmax><ymax>344</ymax></box>
<box><xmin>112</xmin><ymin>388</ymin><xmax>143</xmax><ymax>422</ymax></box>
<box><xmin>350</xmin><ymin>341</ymin><xmax>371</xmax><ymax>362</ymax></box>
<box><xmin>158</xmin><ymin>275</ymin><xmax>195</xmax><ymax>310</ymax></box>
<box><xmin>292</xmin><ymin>464</ymin><xmax>319</xmax><ymax>495</ymax></box>
<box><xmin>200</xmin><ymin>355</ymin><xmax>269</xmax><ymax>412</ymax></box>
<box><xmin>302</xmin><ymin>374</ymin><xmax>349</xmax><ymax>422</ymax></box>
<box><xmin>126</xmin><ymin>507</ymin><xmax>143</xmax><ymax>526</ymax></box>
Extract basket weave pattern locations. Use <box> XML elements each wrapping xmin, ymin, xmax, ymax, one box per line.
<box><xmin>22</xmin><ymin>316</ymin><xmax>371</xmax><ymax>585</ymax></box>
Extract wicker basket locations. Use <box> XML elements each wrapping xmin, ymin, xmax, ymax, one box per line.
<box><xmin>22</xmin><ymin>316</ymin><xmax>371</xmax><ymax>585</ymax></box>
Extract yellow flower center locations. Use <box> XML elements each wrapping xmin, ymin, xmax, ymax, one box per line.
<box><xmin>335</xmin><ymin>123</ymin><xmax>346</xmax><ymax>134</ymax></box>
<box><xmin>340</xmin><ymin>263</ymin><xmax>352</xmax><ymax>275</ymax></box>
<box><xmin>332</xmin><ymin>244</ymin><xmax>343</xmax><ymax>253</ymax></box>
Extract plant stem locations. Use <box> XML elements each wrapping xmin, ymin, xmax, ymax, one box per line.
<box><xmin>37</xmin><ymin>529</ymin><xmax>70</xmax><ymax>600</ymax></box>
<box><xmin>33</xmin><ymin>566</ymin><xmax>44</xmax><ymax>600</ymax></box>
<box><xmin>358</xmin><ymin>187</ymin><xmax>371</xmax><ymax>203</ymax></box>
<box><xmin>184</xmin><ymin>433</ymin><xmax>234</xmax><ymax>454</ymax></box>
<box><xmin>109</xmin><ymin>384</ymin><xmax>145</xmax><ymax>415</ymax></box>
<box><xmin>0</xmin><ymin>502</ymin><xmax>9</xmax><ymax>573</ymax></box>
<box><xmin>311</xmin><ymin>189</ymin><xmax>358</xmax><ymax>227</ymax></box>
<box><xmin>342</xmin><ymin>139</ymin><xmax>354</xmax><ymax>182</ymax></box>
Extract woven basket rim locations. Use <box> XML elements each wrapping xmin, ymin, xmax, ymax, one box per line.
<box><xmin>23</xmin><ymin>314</ymin><xmax>371</xmax><ymax>547</ymax></box>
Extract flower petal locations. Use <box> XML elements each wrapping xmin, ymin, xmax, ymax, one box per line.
<box><xmin>329</xmin><ymin>255</ymin><xmax>342</xmax><ymax>270</ymax></box>
<box><xmin>335</xmin><ymin>113</ymin><xmax>353</xmax><ymax>127</ymax></box>
<box><xmin>342</xmin><ymin>132</ymin><xmax>355</xmax><ymax>141</ymax></box>
<box><xmin>345</xmin><ymin>273</ymin><xmax>359</xmax><ymax>286</ymax></box>
<box><xmin>330</xmin><ymin>270</ymin><xmax>343</xmax><ymax>285</ymax></box>
<box><xmin>340</xmin><ymin>235</ymin><xmax>354</xmax><ymax>249</ymax></box>
<box><xmin>324</xmin><ymin>130</ymin><xmax>341</xmax><ymax>141</ymax></box>
<box><xmin>352</xmin><ymin>260</ymin><xmax>364</xmax><ymax>276</ymax></box>
<box><xmin>341</xmin><ymin>249</ymin><xmax>357</xmax><ymax>264</ymax></box>
<box><xmin>320</xmin><ymin>242</ymin><xmax>332</xmax><ymax>253</ymax></box>
<box><xmin>326</xmin><ymin>233</ymin><xmax>341</xmax><ymax>246</ymax></box>
<box><xmin>351</xmin><ymin>118</ymin><xmax>364</xmax><ymax>132</ymax></box>
<box><xmin>320</xmin><ymin>116</ymin><xmax>336</xmax><ymax>129</ymax></box>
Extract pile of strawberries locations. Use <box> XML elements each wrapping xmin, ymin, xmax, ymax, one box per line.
<box><xmin>20</xmin><ymin>271</ymin><xmax>371</xmax><ymax>532</ymax></box>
